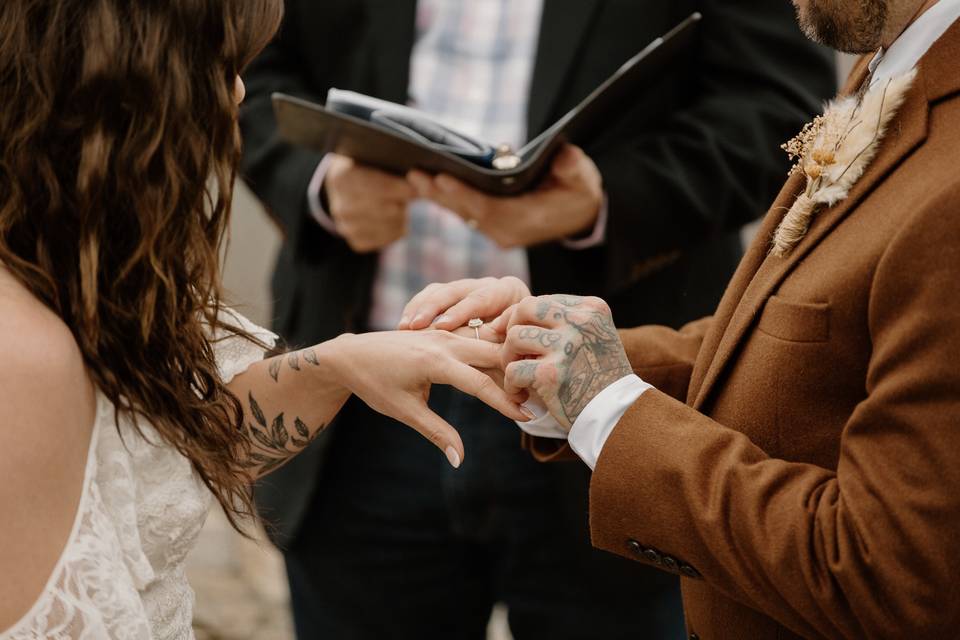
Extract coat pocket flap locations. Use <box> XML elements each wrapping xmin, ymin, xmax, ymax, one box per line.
<box><xmin>758</xmin><ymin>296</ymin><xmax>830</xmax><ymax>343</ymax></box>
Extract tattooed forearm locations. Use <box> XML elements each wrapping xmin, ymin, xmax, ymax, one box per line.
<box><xmin>243</xmin><ymin>391</ymin><xmax>326</xmax><ymax>475</ymax></box>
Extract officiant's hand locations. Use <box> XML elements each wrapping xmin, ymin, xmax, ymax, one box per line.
<box><xmin>494</xmin><ymin>295</ymin><xmax>631</xmax><ymax>431</ymax></box>
<box><xmin>326</xmin><ymin>330</ymin><xmax>531</xmax><ymax>467</ymax></box>
<box><xmin>406</xmin><ymin>144</ymin><xmax>603</xmax><ymax>249</ymax></box>
<box><xmin>325</xmin><ymin>153</ymin><xmax>415</xmax><ymax>253</ymax></box>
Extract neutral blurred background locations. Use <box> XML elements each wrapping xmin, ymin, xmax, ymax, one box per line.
<box><xmin>189</xmin><ymin>54</ymin><xmax>857</xmax><ymax>640</ymax></box>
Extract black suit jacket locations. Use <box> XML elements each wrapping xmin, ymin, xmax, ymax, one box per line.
<box><xmin>240</xmin><ymin>0</ymin><xmax>835</xmax><ymax>546</ymax></box>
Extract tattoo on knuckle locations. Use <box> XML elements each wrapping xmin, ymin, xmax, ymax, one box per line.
<box><xmin>535</xmin><ymin>299</ymin><xmax>552</xmax><ymax>321</ymax></box>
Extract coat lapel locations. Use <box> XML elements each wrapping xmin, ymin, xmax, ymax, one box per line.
<box><xmin>689</xmin><ymin>61</ymin><xmax>932</xmax><ymax>411</ymax></box>
<box><xmin>684</xmin><ymin>59</ymin><xmax>874</xmax><ymax>405</ymax></box>
<box><xmin>527</xmin><ymin>0</ymin><xmax>603</xmax><ymax>136</ymax></box>
<box><xmin>684</xmin><ymin>172</ymin><xmax>806</xmax><ymax>404</ymax></box>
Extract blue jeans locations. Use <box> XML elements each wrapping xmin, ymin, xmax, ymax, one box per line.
<box><xmin>283</xmin><ymin>387</ymin><xmax>685</xmax><ymax>639</ymax></box>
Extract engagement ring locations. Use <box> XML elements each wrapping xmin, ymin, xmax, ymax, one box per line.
<box><xmin>468</xmin><ymin>318</ymin><xmax>483</xmax><ymax>339</ymax></box>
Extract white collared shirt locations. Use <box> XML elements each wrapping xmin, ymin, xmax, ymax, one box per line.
<box><xmin>520</xmin><ymin>2</ymin><xmax>960</xmax><ymax>470</ymax></box>
<box><xmin>869</xmin><ymin>0</ymin><xmax>960</xmax><ymax>87</ymax></box>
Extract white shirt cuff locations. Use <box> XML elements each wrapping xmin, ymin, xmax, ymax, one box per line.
<box><xmin>561</xmin><ymin>194</ymin><xmax>608</xmax><ymax>250</ymax></box>
<box><xmin>517</xmin><ymin>395</ymin><xmax>568</xmax><ymax>439</ymax></box>
<box><xmin>307</xmin><ymin>154</ymin><xmax>340</xmax><ymax>235</ymax></box>
<box><xmin>568</xmin><ymin>374</ymin><xmax>651</xmax><ymax>470</ymax></box>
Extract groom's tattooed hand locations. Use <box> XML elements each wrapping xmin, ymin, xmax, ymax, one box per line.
<box><xmin>517</xmin><ymin>326</ymin><xmax>563</xmax><ymax>349</ymax></box>
<box><xmin>506</xmin><ymin>295</ymin><xmax>631</xmax><ymax>429</ymax></box>
<box><xmin>555</xmin><ymin>304</ymin><xmax>630</xmax><ymax>424</ymax></box>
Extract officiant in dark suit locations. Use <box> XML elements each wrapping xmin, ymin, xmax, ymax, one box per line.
<box><xmin>239</xmin><ymin>1</ymin><xmax>833</xmax><ymax>638</ymax></box>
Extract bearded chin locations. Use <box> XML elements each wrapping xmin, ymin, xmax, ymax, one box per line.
<box><xmin>797</xmin><ymin>0</ymin><xmax>886</xmax><ymax>54</ymax></box>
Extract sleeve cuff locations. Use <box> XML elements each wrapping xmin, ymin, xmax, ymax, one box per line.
<box><xmin>307</xmin><ymin>154</ymin><xmax>340</xmax><ymax>235</ymax></box>
<box><xmin>516</xmin><ymin>395</ymin><xmax>569</xmax><ymax>440</ymax></box>
<box><xmin>568</xmin><ymin>374</ymin><xmax>652</xmax><ymax>470</ymax></box>
<box><xmin>562</xmin><ymin>194</ymin><xmax>608</xmax><ymax>250</ymax></box>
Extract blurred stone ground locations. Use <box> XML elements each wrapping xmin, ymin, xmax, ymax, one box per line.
<box><xmin>188</xmin><ymin>184</ymin><xmax>511</xmax><ymax>640</ymax></box>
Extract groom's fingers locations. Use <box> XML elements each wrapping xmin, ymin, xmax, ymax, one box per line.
<box><xmin>399</xmin><ymin>398</ymin><xmax>466</xmax><ymax>469</ymax></box>
<box><xmin>509</xmin><ymin>296</ymin><xmax>565</xmax><ymax>329</ymax></box>
<box><xmin>439</xmin><ymin>358</ymin><xmax>531</xmax><ymax>423</ymax></box>
<box><xmin>489</xmin><ymin>303</ymin><xmax>520</xmax><ymax>335</ymax></box>
<box><xmin>501</xmin><ymin>325</ymin><xmax>552</xmax><ymax>370</ymax></box>
<box><xmin>504</xmin><ymin>359</ymin><xmax>540</xmax><ymax>396</ymax></box>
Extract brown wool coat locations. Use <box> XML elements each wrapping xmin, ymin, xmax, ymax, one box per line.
<box><xmin>532</xmin><ymin>22</ymin><xmax>960</xmax><ymax>640</ymax></box>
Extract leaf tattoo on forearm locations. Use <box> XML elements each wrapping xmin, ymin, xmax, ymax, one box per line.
<box><xmin>287</xmin><ymin>353</ymin><xmax>301</xmax><ymax>371</ymax></box>
<box><xmin>292</xmin><ymin>417</ymin><xmax>313</xmax><ymax>448</ymax></box>
<box><xmin>268</xmin><ymin>348</ymin><xmax>322</xmax><ymax>383</ymax></box>
<box><xmin>268</xmin><ymin>358</ymin><xmax>282</xmax><ymax>383</ymax></box>
<box><xmin>244</xmin><ymin>391</ymin><xmax>325</xmax><ymax>475</ymax></box>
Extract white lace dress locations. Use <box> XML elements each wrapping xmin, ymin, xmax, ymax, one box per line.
<box><xmin>0</xmin><ymin>312</ymin><xmax>276</xmax><ymax>640</ymax></box>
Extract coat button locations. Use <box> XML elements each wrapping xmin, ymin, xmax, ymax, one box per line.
<box><xmin>662</xmin><ymin>555</ymin><xmax>679</xmax><ymax>573</ymax></box>
<box><xmin>689</xmin><ymin>634</ymin><xmax>700</xmax><ymax>640</ymax></box>
<box><xmin>642</xmin><ymin>548</ymin><xmax>662</xmax><ymax>565</ymax></box>
<box><xmin>680</xmin><ymin>563</ymin><xmax>702</xmax><ymax>579</ymax></box>
<box><xmin>627</xmin><ymin>539</ymin><xmax>643</xmax><ymax>555</ymax></box>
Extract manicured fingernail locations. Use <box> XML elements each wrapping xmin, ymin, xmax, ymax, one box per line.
<box><xmin>412</xmin><ymin>313</ymin><xmax>424</xmax><ymax>326</ymax></box>
<box><xmin>435</xmin><ymin>314</ymin><xmax>451</xmax><ymax>326</ymax></box>
<box><xmin>445</xmin><ymin>446</ymin><xmax>461</xmax><ymax>469</ymax></box>
<box><xmin>399</xmin><ymin>315</ymin><xmax>410</xmax><ymax>328</ymax></box>
<box><xmin>519</xmin><ymin>406</ymin><xmax>536</xmax><ymax>421</ymax></box>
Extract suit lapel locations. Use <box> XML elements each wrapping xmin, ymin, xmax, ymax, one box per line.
<box><xmin>366</xmin><ymin>0</ymin><xmax>418</xmax><ymax>103</ymax></box>
<box><xmin>527</xmin><ymin>0</ymin><xmax>603</xmax><ymax>136</ymax></box>
<box><xmin>684</xmin><ymin>60</ymin><xmax>874</xmax><ymax>405</ymax></box>
<box><xmin>684</xmin><ymin>172</ymin><xmax>806</xmax><ymax>403</ymax></box>
<box><xmin>689</xmin><ymin>64</ymin><xmax>931</xmax><ymax>410</ymax></box>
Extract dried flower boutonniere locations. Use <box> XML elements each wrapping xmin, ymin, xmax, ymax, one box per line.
<box><xmin>771</xmin><ymin>69</ymin><xmax>917</xmax><ymax>257</ymax></box>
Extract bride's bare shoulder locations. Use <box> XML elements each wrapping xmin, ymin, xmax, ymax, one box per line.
<box><xmin>0</xmin><ymin>268</ymin><xmax>97</xmax><ymax>630</ymax></box>
<box><xmin>0</xmin><ymin>269</ymin><xmax>91</xmax><ymax>409</ymax></box>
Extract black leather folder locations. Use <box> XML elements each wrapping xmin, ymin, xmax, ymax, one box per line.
<box><xmin>272</xmin><ymin>12</ymin><xmax>701</xmax><ymax>196</ymax></box>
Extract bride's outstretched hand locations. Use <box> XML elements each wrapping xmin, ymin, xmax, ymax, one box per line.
<box><xmin>398</xmin><ymin>276</ymin><xmax>531</xmax><ymax>332</ymax></box>
<box><xmin>326</xmin><ymin>330</ymin><xmax>531</xmax><ymax>468</ymax></box>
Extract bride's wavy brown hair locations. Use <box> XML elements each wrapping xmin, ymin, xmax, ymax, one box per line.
<box><xmin>0</xmin><ymin>0</ymin><xmax>283</xmax><ymax>530</ymax></box>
